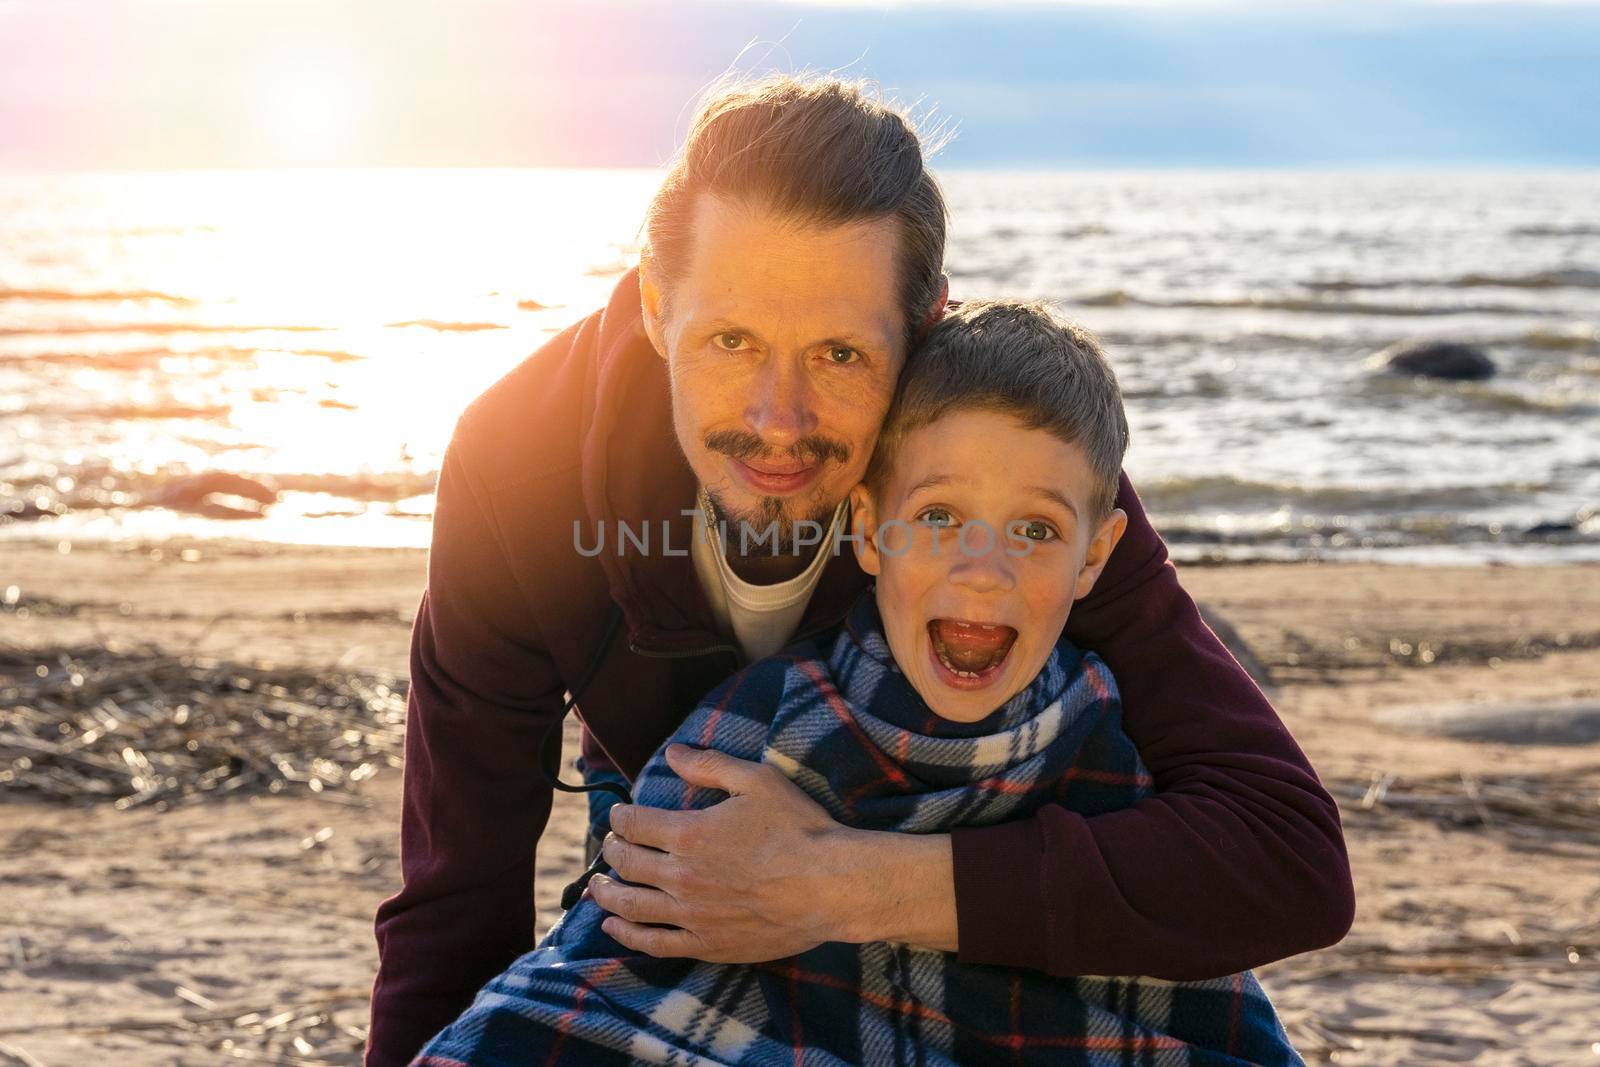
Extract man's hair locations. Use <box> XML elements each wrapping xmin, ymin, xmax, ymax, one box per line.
<box><xmin>866</xmin><ymin>300</ymin><xmax>1130</xmax><ymax>523</ymax></box>
<box><xmin>643</xmin><ymin>74</ymin><xmax>947</xmax><ymax>347</ymax></box>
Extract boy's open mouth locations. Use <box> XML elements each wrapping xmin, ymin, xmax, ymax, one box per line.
<box><xmin>927</xmin><ymin>619</ymin><xmax>1018</xmax><ymax>683</ymax></box>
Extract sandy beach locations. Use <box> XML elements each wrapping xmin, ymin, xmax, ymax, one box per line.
<box><xmin>2</xmin><ymin>539</ymin><xmax>1597</xmax><ymax>1066</ymax></box>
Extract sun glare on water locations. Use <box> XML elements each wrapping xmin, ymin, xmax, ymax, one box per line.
<box><xmin>0</xmin><ymin>167</ymin><xmax>663</xmax><ymax>547</ymax></box>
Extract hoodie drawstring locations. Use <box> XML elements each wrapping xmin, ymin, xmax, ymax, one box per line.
<box><xmin>536</xmin><ymin>602</ymin><xmax>633</xmax><ymax>910</ymax></box>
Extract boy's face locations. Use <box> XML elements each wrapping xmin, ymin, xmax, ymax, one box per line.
<box><xmin>850</xmin><ymin>407</ymin><xmax>1126</xmax><ymax>723</ymax></box>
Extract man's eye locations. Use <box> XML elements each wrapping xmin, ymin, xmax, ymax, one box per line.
<box><xmin>917</xmin><ymin>507</ymin><xmax>956</xmax><ymax>527</ymax></box>
<box><xmin>825</xmin><ymin>345</ymin><xmax>859</xmax><ymax>365</ymax></box>
<box><xmin>1012</xmin><ymin>520</ymin><xmax>1058</xmax><ymax>542</ymax></box>
<box><xmin>715</xmin><ymin>332</ymin><xmax>747</xmax><ymax>351</ymax></box>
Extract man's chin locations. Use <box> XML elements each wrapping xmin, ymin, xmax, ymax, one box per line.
<box><xmin>704</xmin><ymin>485</ymin><xmax>844</xmax><ymax>556</ymax></box>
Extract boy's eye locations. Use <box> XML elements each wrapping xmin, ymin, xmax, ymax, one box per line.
<box><xmin>917</xmin><ymin>507</ymin><xmax>956</xmax><ymax>527</ymax></box>
<box><xmin>715</xmin><ymin>332</ymin><xmax>749</xmax><ymax>351</ymax></box>
<box><xmin>825</xmin><ymin>345</ymin><xmax>859</xmax><ymax>365</ymax></box>
<box><xmin>1012</xmin><ymin>519</ymin><xmax>1058</xmax><ymax>542</ymax></box>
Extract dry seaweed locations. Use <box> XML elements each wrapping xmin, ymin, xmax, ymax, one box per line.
<box><xmin>0</xmin><ymin>989</ymin><xmax>371</xmax><ymax>1066</ymax></box>
<box><xmin>0</xmin><ymin>643</ymin><xmax>404</xmax><ymax>808</ymax></box>
<box><xmin>1334</xmin><ymin>768</ymin><xmax>1600</xmax><ymax>848</ymax></box>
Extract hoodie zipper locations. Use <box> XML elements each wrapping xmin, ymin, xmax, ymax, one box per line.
<box><xmin>626</xmin><ymin>638</ymin><xmax>741</xmax><ymax>662</ymax></box>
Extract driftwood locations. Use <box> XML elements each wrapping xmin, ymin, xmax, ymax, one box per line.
<box><xmin>0</xmin><ymin>989</ymin><xmax>372</xmax><ymax>1066</ymax></box>
<box><xmin>0</xmin><ymin>643</ymin><xmax>405</xmax><ymax>808</ymax></box>
<box><xmin>1333</xmin><ymin>768</ymin><xmax>1600</xmax><ymax>845</ymax></box>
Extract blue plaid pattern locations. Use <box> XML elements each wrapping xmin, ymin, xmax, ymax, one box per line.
<box><xmin>414</xmin><ymin>593</ymin><xmax>1302</xmax><ymax>1066</ymax></box>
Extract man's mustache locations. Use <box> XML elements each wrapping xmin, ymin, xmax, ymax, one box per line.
<box><xmin>704</xmin><ymin>430</ymin><xmax>851</xmax><ymax>468</ymax></box>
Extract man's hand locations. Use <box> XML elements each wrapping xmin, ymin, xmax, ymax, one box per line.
<box><xmin>589</xmin><ymin>743</ymin><xmax>956</xmax><ymax>962</ymax></box>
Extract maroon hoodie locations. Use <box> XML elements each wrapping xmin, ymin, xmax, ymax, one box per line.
<box><xmin>366</xmin><ymin>270</ymin><xmax>1354</xmax><ymax>1066</ymax></box>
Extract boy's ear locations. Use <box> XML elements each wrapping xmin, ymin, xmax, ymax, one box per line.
<box><xmin>918</xmin><ymin>274</ymin><xmax>950</xmax><ymax>336</ymax></box>
<box><xmin>848</xmin><ymin>483</ymin><xmax>881</xmax><ymax>577</ymax></box>
<box><xmin>638</xmin><ymin>255</ymin><xmax>668</xmax><ymax>360</ymax></box>
<box><xmin>1074</xmin><ymin>507</ymin><xmax>1127</xmax><ymax>601</ymax></box>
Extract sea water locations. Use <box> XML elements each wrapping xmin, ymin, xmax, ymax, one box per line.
<box><xmin>2</xmin><ymin>168</ymin><xmax>1596</xmax><ymax>562</ymax></box>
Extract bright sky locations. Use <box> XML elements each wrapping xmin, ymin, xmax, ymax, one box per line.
<box><xmin>1</xmin><ymin>0</ymin><xmax>1596</xmax><ymax>169</ymax></box>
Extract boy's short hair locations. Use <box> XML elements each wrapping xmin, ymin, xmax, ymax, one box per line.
<box><xmin>866</xmin><ymin>300</ymin><xmax>1129</xmax><ymax>522</ymax></box>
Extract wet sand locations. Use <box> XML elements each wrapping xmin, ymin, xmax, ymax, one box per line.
<box><xmin>2</xmin><ymin>540</ymin><xmax>1597</xmax><ymax>1065</ymax></box>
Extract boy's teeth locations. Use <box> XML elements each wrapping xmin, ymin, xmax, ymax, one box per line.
<box><xmin>929</xmin><ymin>619</ymin><xmax>1018</xmax><ymax>675</ymax></box>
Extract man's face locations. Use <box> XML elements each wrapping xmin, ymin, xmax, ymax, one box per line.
<box><xmin>643</xmin><ymin>194</ymin><xmax>905</xmax><ymax>547</ymax></box>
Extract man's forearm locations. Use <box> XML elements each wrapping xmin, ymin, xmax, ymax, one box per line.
<box><xmin>829</xmin><ymin>826</ymin><xmax>958</xmax><ymax>953</ymax></box>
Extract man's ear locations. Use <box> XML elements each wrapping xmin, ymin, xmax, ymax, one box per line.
<box><xmin>848</xmin><ymin>482</ymin><xmax>882</xmax><ymax>577</ymax></box>
<box><xmin>1074</xmin><ymin>507</ymin><xmax>1127</xmax><ymax>600</ymax></box>
<box><xmin>638</xmin><ymin>255</ymin><xmax>668</xmax><ymax>360</ymax></box>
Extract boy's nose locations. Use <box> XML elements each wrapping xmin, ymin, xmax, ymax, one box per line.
<box><xmin>744</xmin><ymin>357</ymin><xmax>818</xmax><ymax>448</ymax></box>
<box><xmin>946</xmin><ymin>525</ymin><xmax>1017</xmax><ymax>593</ymax></box>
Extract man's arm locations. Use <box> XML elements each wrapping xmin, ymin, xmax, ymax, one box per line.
<box><xmin>366</xmin><ymin>438</ymin><xmax>566</xmax><ymax>1067</ymax></box>
<box><xmin>602</xmin><ymin>475</ymin><xmax>1351</xmax><ymax>979</ymax></box>
<box><xmin>943</xmin><ymin>472</ymin><xmax>1354</xmax><ymax>979</ymax></box>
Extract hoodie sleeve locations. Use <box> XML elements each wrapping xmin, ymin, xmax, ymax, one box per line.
<box><xmin>365</xmin><ymin>432</ymin><xmax>568</xmax><ymax>1067</ymax></box>
<box><xmin>948</xmin><ymin>473</ymin><xmax>1355</xmax><ymax>980</ymax></box>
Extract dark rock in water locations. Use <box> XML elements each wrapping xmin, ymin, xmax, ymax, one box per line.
<box><xmin>1375</xmin><ymin>340</ymin><xmax>1496</xmax><ymax>381</ymax></box>
<box><xmin>1525</xmin><ymin>520</ymin><xmax>1576</xmax><ymax>537</ymax></box>
<box><xmin>149</xmin><ymin>472</ymin><xmax>279</xmax><ymax>519</ymax></box>
<box><xmin>1197</xmin><ymin>604</ymin><xmax>1272</xmax><ymax>692</ymax></box>
<box><xmin>1377</xmin><ymin>700</ymin><xmax>1600</xmax><ymax>746</ymax></box>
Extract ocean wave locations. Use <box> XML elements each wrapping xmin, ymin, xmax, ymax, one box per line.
<box><xmin>12</xmin><ymin>402</ymin><xmax>233</xmax><ymax>422</ymax></box>
<box><xmin>1074</xmin><ymin>289</ymin><xmax>1544</xmax><ymax>317</ymax></box>
<box><xmin>984</xmin><ymin>223</ymin><xmax>1109</xmax><ymax>240</ymax></box>
<box><xmin>1511</xmin><ymin>224</ymin><xmax>1600</xmax><ymax>238</ymax></box>
<box><xmin>1304</xmin><ymin>268</ymin><xmax>1600</xmax><ymax>292</ymax></box>
<box><xmin>1139</xmin><ymin>475</ymin><xmax>1544</xmax><ymax>515</ymax></box>
<box><xmin>0</xmin><ymin>348</ymin><xmax>180</xmax><ymax>370</ymax></box>
<box><xmin>1155</xmin><ymin>509</ymin><xmax>1598</xmax><ymax>551</ymax></box>
<box><xmin>1451</xmin><ymin>268</ymin><xmax>1600</xmax><ymax>290</ymax></box>
<box><xmin>0</xmin><ymin>345</ymin><xmax>367</xmax><ymax>370</ymax></box>
<box><xmin>1157</xmin><ymin>526</ymin><xmax>1597</xmax><ymax>556</ymax></box>
<box><xmin>0</xmin><ymin>465</ymin><xmax>438</xmax><ymax>525</ymax></box>
<box><xmin>1359</xmin><ymin>372</ymin><xmax>1599</xmax><ymax>415</ymax></box>
<box><xmin>1523</xmin><ymin>327</ymin><xmax>1600</xmax><ymax>353</ymax></box>
<box><xmin>0</xmin><ymin>347</ymin><xmax>257</xmax><ymax>370</ymax></box>
<box><xmin>1457</xmin><ymin>384</ymin><xmax>1599</xmax><ymax>416</ymax></box>
<box><xmin>1121</xmin><ymin>372</ymin><xmax>1230</xmax><ymax>400</ymax></box>
<box><xmin>0</xmin><ymin>287</ymin><xmax>196</xmax><ymax>304</ymax></box>
<box><xmin>272</xmin><ymin>471</ymin><xmax>437</xmax><ymax>501</ymax></box>
<box><xmin>383</xmin><ymin>319</ymin><xmax>508</xmax><ymax>332</ymax></box>
<box><xmin>0</xmin><ymin>322</ymin><xmax>331</xmax><ymax>337</ymax></box>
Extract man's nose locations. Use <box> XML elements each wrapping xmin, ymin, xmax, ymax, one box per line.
<box><xmin>946</xmin><ymin>526</ymin><xmax>1017</xmax><ymax>593</ymax></box>
<box><xmin>743</xmin><ymin>356</ymin><xmax>818</xmax><ymax>448</ymax></box>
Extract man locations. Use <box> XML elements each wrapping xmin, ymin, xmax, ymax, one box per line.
<box><xmin>367</xmin><ymin>76</ymin><xmax>1354</xmax><ymax>1066</ymax></box>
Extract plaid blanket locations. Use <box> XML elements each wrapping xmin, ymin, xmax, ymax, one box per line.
<box><xmin>414</xmin><ymin>593</ymin><xmax>1302</xmax><ymax>1066</ymax></box>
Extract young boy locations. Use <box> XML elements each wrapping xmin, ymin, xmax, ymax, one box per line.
<box><xmin>412</xmin><ymin>301</ymin><xmax>1303</xmax><ymax>1066</ymax></box>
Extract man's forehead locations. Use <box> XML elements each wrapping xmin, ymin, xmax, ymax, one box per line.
<box><xmin>696</xmin><ymin>287</ymin><xmax>895</xmax><ymax>340</ymax></box>
<box><xmin>677</xmin><ymin>195</ymin><xmax>902</xmax><ymax>343</ymax></box>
